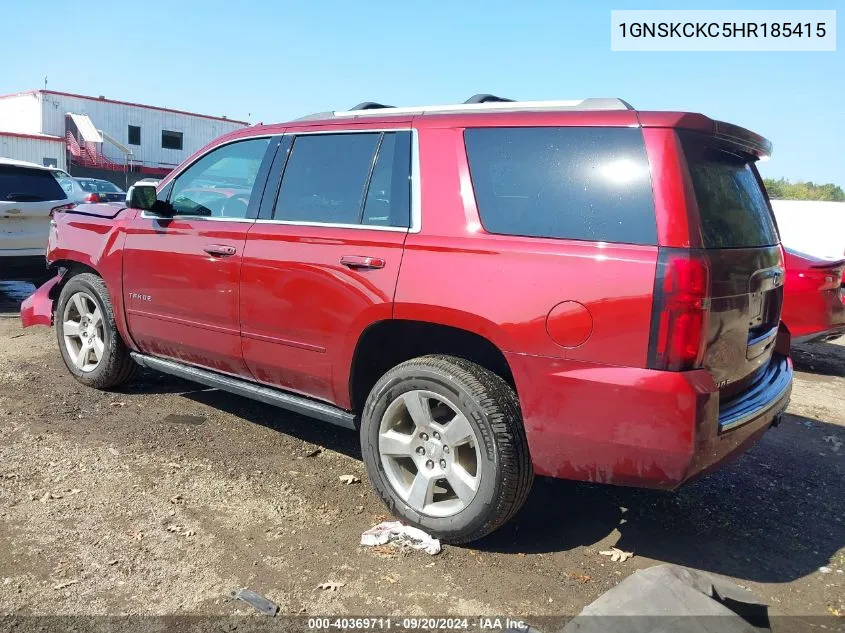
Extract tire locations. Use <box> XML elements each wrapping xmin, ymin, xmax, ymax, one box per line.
<box><xmin>55</xmin><ymin>272</ymin><xmax>138</xmax><ymax>389</ymax></box>
<box><xmin>361</xmin><ymin>354</ymin><xmax>533</xmax><ymax>543</ymax></box>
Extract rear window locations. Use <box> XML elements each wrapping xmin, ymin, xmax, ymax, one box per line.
<box><xmin>464</xmin><ymin>127</ymin><xmax>657</xmax><ymax>245</ymax></box>
<box><xmin>0</xmin><ymin>165</ymin><xmax>67</xmax><ymax>202</ymax></box>
<box><xmin>79</xmin><ymin>179</ymin><xmax>122</xmax><ymax>193</ymax></box>
<box><xmin>681</xmin><ymin>133</ymin><xmax>778</xmax><ymax>249</ymax></box>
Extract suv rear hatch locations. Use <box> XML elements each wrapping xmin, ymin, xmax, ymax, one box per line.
<box><xmin>683</xmin><ymin>131</ymin><xmax>784</xmax><ymax>398</ymax></box>
<box><xmin>648</xmin><ymin>128</ymin><xmax>787</xmax><ymax>414</ymax></box>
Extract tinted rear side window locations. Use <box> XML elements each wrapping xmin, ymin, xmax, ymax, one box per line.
<box><xmin>275</xmin><ymin>133</ymin><xmax>381</xmax><ymax>225</ymax></box>
<box><xmin>273</xmin><ymin>132</ymin><xmax>412</xmax><ymax>228</ymax></box>
<box><xmin>681</xmin><ymin>133</ymin><xmax>778</xmax><ymax>249</ymax></box>
<box><xmin>0</xmin><ymin>166</ymin><xmax>67</xmax><ymax>202</ymax></box>
<box><xmin>464</xmin><ymin>127</ymin><xmax>656</xmax><ymax>245</ymax></box>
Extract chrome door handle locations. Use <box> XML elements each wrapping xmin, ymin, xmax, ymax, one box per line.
<box><xmin>340</xmin><ymin>255</ymin><xmax>385</xmax><ymax>270</ymax></box>
<box><xmin>204</xmin><ymin>244</ymin><xmax>237</xmax><ymax>257</ymax></box>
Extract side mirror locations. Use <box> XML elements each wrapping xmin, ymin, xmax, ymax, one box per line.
<box><xmin>126</xmin><ymin>183</ymin><xmax>158</xmax><ymax>210</ymax></box>
<box><xmin>126</xmin><ymin>183</ymin><xmax>174</xmax><ymax>216</ymax></box>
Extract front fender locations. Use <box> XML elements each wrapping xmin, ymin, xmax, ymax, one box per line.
<box><xmin>20</xmin><ymin>274</ymin><xmax>64</xmax><ymax>327</ymax></box>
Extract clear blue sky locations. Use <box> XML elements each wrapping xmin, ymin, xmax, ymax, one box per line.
<box><xmin>3</xmin><ymin>0</ymin><xmax>842</xmax><ymax>185</ymax></box>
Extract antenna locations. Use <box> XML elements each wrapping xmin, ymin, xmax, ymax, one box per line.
<box><xmin>44</xmin><ymin>76</ymin><xmax>48</xmax><ymax>90</ymax></box>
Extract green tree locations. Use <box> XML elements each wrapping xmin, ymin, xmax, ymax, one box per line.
<box><xmin>763</xmin><ymin>178</ymin><xmax>845</xmax><ymax>202</ymax></box>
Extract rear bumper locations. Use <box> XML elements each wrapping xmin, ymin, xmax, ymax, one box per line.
<box><xmin>0</xmin><ymin>254</ymin><xmax>47</xmax><ymax>282</ymax></box>
<box><xmin>506</xmin><ymin>352</ymin><xmax>792</xmax><ymax>489</ymax></box>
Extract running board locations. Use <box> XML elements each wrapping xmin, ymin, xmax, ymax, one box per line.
<box><xmin>130</xmin><ymin>353</ymin><xmax>357</xmax><ymax>430</ymax></box>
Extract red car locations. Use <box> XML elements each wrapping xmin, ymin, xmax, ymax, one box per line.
<box><xmin>21</xmin><ymin>95</ymin><xmax>792</xmax><ymax>542</ymax></box>
<box><xmin>782</xmin><ymin>248</ymin><xmax>845</xmax><ymax>343</ymax></box>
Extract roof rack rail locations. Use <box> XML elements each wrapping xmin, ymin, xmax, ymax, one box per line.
<box><xmin>349</xmin><ymin>102</ymin><xmax>395</xmax><ymax>111</ymax></box>
<box><xmin>464</xmin><ymin>94</ymin><xmax>515</xmax><ymax>104</ymax></box>
<box><xmin>295</xmin><ymin>97</ymin><xmax>634</xmax><ymax>121</ymax></box>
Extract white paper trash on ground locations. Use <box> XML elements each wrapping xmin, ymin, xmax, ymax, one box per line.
<box><xmin>361</xmin><ymin>521</ymin><xmax>441</xmax><ymax>555</ymax></box>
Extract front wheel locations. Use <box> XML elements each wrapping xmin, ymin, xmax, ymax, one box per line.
<box><xmin>55</xmin><ymin>273</ymin><xmax>138</xmax><ymax>389</ymax></box>
<box><xmin>361</xmin><ymin>355</ymin><xmax>533</xmax><ymax>543</ymax></box>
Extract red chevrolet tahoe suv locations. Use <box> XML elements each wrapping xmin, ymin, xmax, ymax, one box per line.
<box><xmin>21</xmin><ymin>95</ymin><xmax>793</xmax><ymax>543</ymax></box>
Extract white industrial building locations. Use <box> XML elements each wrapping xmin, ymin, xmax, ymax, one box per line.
<box><xmin>0</xmin><ymin>89</ymin><xmax>248</xmax><ymax>182</ymax></box>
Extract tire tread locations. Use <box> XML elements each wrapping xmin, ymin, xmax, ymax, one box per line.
<box><xmin>363</xmin><ymin>354</ymin><xmax>533</xmax><ymax>543</ymax></box>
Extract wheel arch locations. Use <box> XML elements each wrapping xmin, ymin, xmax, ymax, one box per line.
<box><xmin>49</xmin><ymin>259</ymin><xmax>137</xmax><ymax>352</ymax></box>
<box><xmin>348</xmin><ymin>318</ymin><xmax>516</xmax><ymax>414</ymax></box>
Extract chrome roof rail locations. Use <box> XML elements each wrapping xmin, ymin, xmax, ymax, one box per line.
<box><xmin>331</xmin><ymin>98</ymin><xmax>634</xmax><ymax>117</ymax></box>
<box><xmin>295</xmin><ymin>98</ymin><xmax>634</xmax><ymax>121</ymax></box>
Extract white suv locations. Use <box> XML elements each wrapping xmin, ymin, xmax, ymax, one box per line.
<box><xmin>0</xmin><ymin>158</ymin><xmax>72</xmax><ymax>284</ymax></box>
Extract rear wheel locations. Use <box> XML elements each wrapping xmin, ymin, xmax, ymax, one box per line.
<box><xmin>361</xmin><ymin>355</ymin><xmax>533</xmax><ymax>543</ymax></box>
<box><xmin>55</xmin><ymin>273</ymin><xmax>138</xmax><ymax>389</ymax></box>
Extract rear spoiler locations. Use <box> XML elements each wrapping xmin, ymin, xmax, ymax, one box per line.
<box><xmin>712</xmin><ymin>120</ymin><xmax>772</xmax><ymax>160</ymax></box>
<box><xmin>638</xmin><ymin>112</ymin><xmax>773</xmax><ymax>160</ymax></box>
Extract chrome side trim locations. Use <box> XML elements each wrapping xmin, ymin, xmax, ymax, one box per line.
<box><xmin>410</xmin><ymin>129</ymin><xmax>422</xmax><ymax>234</ymax></box>
<box><xmin>130</xmin><ymin>353</ymin><xmax>356</xmax><ymax>430</ymax></box>
<box><xmin>253</xmin><ymin>219</ymin><xmax>407</xmax><ymax>232</ymax></box>
<box><xmin>718</xmin><ymin>354</ymin><xmax>792</xmax><ymax>432</ymax></box>
<box><xmin>282</xmin><ymin>128</ymin><xmax>408</xmax><ymax>135</ymax></box>
<box><xmin>139</xmin><ymin>213</ymin><xmax>256</xmax><ymax>222</ymax></box>
<box><xmin>331</xmin><ymin>98</ymin><xmax>633</xmax><ymax>117</ymax></box>
<box><xmin>257</xmin><ymin>128</ymin><xmax>420</xmax><ymax>233</ymax></box>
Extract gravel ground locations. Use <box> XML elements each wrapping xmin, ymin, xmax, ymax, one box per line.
<box><xmin>0</xmin><ymin>281</ymin><xmax>843</xmax><ymax>626</ymax></box>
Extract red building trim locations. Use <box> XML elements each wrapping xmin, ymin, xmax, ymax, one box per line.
<box><xmin>0</xmin><ymin>131</ymin><xmax>65</xmax><ymax>143</ymax></box>
<box><xmin>0</xmin><ymin>90</ymin><xmax>248</xmax><ymax>126</ymax></box>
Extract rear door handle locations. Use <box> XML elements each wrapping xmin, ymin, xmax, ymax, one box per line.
<box><xmin>204</xmin><ymin>244</ymin><xmax>237</xmax><ymax>257</ymax></box>
<box><xmin>340</xmin><ymin>255</ymin><xmax>385</xmax><ymax>270</ymax></box>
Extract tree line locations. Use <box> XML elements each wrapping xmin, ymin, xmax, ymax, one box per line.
<box><xmin>763</xmin><ymin>178</ymin><xmax>845</xmax><ymax>202</ymax></box>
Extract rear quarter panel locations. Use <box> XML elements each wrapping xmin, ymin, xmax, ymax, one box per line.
<box><xmin>48</xmin><ymin>206</ymin><xmax>136</xmax><ymax>349</ymax></box>
<box><xmin>395</xmin><ymin>125</ymin><xmax>658</xmax><ymax>365</ymax></box>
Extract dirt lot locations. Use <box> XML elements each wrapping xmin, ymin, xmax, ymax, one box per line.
<box><xmin>1</xmin><ymin>281</ymin><xmax>843</xmax><ymax>625</ymax></box>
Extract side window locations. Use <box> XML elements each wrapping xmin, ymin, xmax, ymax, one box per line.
<box><xmin>362</xmin><ymin>132</ymin><xmax>411</xmax><ymax>227</ymax></box>
<box><xmin>168</xmin><ymin>138</ymin><xmax>271</xmax><ymax>218</ymax></box>
<box><xmin>465</xmin><ymin>127</ymin><xmax>657</xmax><ymax>245</ymax></box>
<box><xmin>273</xmin><ymin>131</ymin><xmax>411</xmax><ymax>228</ymax></box>
<box><xmin>274</xmin><ymin>133</ymin><xmax>380</xmax><ymax>224</ymax></box>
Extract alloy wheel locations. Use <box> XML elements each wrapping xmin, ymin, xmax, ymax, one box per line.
<box><xmin>378</xmin><ymin>389</ymin><xmax>482</xmax><ymax>517</ymax></box>
<box><xmin>62</xmin><ymin>291</ymin><xmax>105</xmax><ymax>372</ymax></box>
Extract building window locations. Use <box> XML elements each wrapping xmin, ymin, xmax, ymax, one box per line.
<box><xmin>42</xmin><ymin>158</ymin><xmax>58</xmax><ymax>168</ymax></box>
<box><xmin>161</xmin><ymin>130</ymin><xmax>183</xmax><ymax>150</ymax></box>
<box><xmin>128</xmin><ymin>125</ymin><xmax>141</xmax><ymax>146</ymax></box>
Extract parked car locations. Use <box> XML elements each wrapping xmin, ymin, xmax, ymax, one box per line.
<box><xmin>49</xmin><ymin>167</ymin><xmax>72</xmax><ymax>180</ymax></box>
<box><xmin>782</xmin><ymin>247</ymin><xmax>845</xmax><ymax>344</ymax></box>
<box><xmin>0</xmin><ymin>157</ymin><xmax>73</xmax><ymax>283</ymax></box>
<box><xmin>58</xmin><ymin>177</ymin><xmax>126</xmax><ymax>204</ymax></box>
<box><xmin>21</xmin><ymin>95</ymin><xmax>793</xmax><ymax>542</ymax></box>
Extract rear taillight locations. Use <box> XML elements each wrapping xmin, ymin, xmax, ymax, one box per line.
<box><xmin>49</xmin><ymin>203</ymin><xmax>75</xmax><ymax>218</ymax></box>
<box><xmin>84</xmin><ymin>193</ymin><xmax>101</xmax><ymax>203</ymax></box>
<box><xmin>647</xmin><ymin>248</ymin><xmax>711</xmax><ymax>372</ymax></box>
